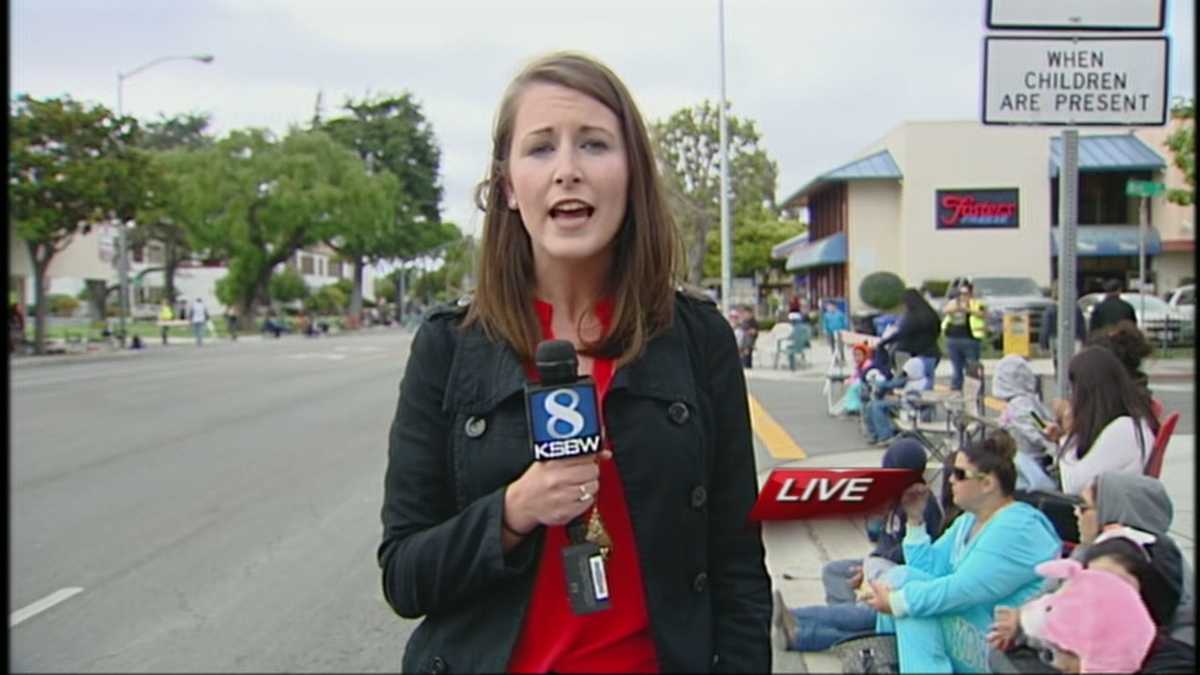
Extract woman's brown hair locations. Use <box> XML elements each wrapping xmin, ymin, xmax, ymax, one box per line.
<box><xmin>1065</xmin><ymin>347</ymin><xmax>1157</xmax><ymax>462</ymax></box>
<box><xmin>465</xmin><ymin>51</ymin><xmax>682</xmax><ymax>368</ymax></box>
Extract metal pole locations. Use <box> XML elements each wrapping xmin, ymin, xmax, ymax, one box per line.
<box><xmin>116</xmin><ymin>75</ymin><xmax>128</xmax><ymax>348</ymax></box>
<box><xmin>1139</xmin><ymin>195</ymin><xmax>1147</xmax><ymax>320</ymax></box>
<box><xmin>718</xmin><ymin>0</ymin><xmax>732</xmax><ymax>317</ymax></box>
<box><xmin>1056</xmin><ymin>130</ymin><xmax>1079</xmax><ymax>400</ymax></box>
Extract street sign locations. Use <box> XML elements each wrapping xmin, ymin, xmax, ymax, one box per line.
<box><xmin>1126</xmin><ymin>179</ymin><xmax>1166</xmax><ymax>197</ymax></box>
<box><xmin>982</xmin><ymin>36</ymin><xmax>1169</xmax><ymax>126</ymax></box>
<box><xmin>987</xmin><ymin>0</ymin><xmax>1165</xmax><ymax>32</ymax></box>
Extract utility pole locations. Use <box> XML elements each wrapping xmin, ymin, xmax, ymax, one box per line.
<box><xmin>718</xmin><ymin>0</ymin><xmax>732</xmax><ymax>316</ymax></box>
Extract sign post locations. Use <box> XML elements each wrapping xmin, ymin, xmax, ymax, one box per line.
<box><xmin>1126</xmin><ymin>179</ymin><xmax>1166</xmax><ymax>320</ymax></box>
<box><xmin>983</xmin><ymin>2</ymin><xmax>1170</xmax><ymax>400</ymax></box>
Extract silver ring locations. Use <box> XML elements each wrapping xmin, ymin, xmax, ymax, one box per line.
<box><xmin>578</xmin><ymin>485</ymin><xmax>591</xmax><ymax>502</ymax></box>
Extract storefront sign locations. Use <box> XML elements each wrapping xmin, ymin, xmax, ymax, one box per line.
<box><xmin>936</xmin><ymin>189</ymin><xmax>1019</xmax><ymax>230</ymax></box>
<box><xmin>987</xmin><ymin>0</ymin><xmax>1165</xmax><ymax>32</ymax></box>
<box><xmin>983</xmin><ymin>36</ymin><xmax>1169</xmax><ymax>126</ymax></box>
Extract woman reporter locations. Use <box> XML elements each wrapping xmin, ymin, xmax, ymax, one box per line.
<box><xmin>378</xmin><ymin>52</ymin><xmax>770</xmax><ymax>673</ymax></box>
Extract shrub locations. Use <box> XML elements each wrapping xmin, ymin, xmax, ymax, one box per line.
<box><xmin>304</xmin><ymin>284</ymin><xmax>347</xmax><ymax>315</ymax></box>
<box><xmin>859</xmin><ymin>272</ymin><xmax>906</xmax><ymax>311</ymax></box>
<box><xmin>47</xmin><ymin>294</ymin><xmax>81</xmax><ymax>317</ymax></box>
<box><xmin>270</xmin><ymin>269</ymin><xmax>309</xmax><ymax>304</ymax></box>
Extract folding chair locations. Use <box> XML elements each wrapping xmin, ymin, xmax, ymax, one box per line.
<box><xmin>1144</xmin><ymin>411</ymin><xmax>1181</xmax><ymax>478</ymax></box>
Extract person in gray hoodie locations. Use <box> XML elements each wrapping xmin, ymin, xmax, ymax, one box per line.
<box><xmin>988</xmin><ymin>472</ymin><xmax>1193</xmax><ymax>672</ymax></box>
<box><xmin>992</xmin><ymin>354</ymin><xmax>1058</xmax><ymax>492</ymax></box>
<box><xmin>1082</xmin><ymin>472</ymin><xmax>1192</xmax><ymax>645</ymax></box>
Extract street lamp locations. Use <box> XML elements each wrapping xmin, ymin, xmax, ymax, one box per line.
<box><xmin>114</xmin><ymin>53</ymin><xmax>214</xmax><ymax>346</ymax></box>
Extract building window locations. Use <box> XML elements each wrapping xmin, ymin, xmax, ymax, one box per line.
<box><xmin>301</xmin><ymin>255</ymin><xmax>315</xmax><ymax>275</ymax></box>
<box><xmin>318</xmin><ymin>258</ymin><xmax>325</xmax><ymax>277</ymax></box>
<box><xmin>147</xmin><ymin>244</ymin><xmax>165</xmax><ymax>265</ymax></box>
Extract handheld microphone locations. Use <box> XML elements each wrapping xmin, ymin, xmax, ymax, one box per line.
<box><xmin>526</xmin><ymin>340</ymin><xmax>603</xmax><ymax>462</ymax></box>
<box><xmin>526</xmin><ymin>340</ymin><xmax>612</xmax><ymax>615</ymax></box>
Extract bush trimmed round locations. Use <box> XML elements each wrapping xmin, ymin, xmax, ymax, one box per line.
<box><xmin>859</xmin><ymin>272</ymin><xmax>905</xmax><ymax>311</ymax></box>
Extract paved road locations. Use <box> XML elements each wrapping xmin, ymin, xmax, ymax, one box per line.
<box><xmin>10</xmin><ymin>331</ymin><xmax>417</xmax><ymax>672</ymax></box>
<box><xmin>9</xmin><ymin>331</ymin><xmax>1193</xmax><ymax>672</ymax></box>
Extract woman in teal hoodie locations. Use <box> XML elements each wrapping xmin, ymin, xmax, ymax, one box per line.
<box><xmin>864</xmin><ymin>432</ymin><xmax>1061</xmax><ymax>672</ymax></box>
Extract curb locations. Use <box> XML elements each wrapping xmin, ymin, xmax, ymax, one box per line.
<box><xmin>9</xmin><ymin>326</ymin><xmax>414</xmax><ymax>370</ymax></box>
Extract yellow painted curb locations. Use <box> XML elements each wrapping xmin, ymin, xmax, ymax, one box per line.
<box><xmin>747</xmin><ymin>394</ymin><xmax>807</xmax><ymax>460</ymax></box>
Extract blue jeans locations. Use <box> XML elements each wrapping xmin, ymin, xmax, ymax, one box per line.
<box><xmin>920</xmin><ymin>356</ymin><xmax>939</xmax><ymax>390</ymax></box>
<box><xmin>865</xmin><ymin>399</ymin><xmax>899</xmax><ymax>442</ymax></box>
<box><xmin>192</xmin><ymin>322</ymin><xmax>205</xmax><ymax>346</ymax></box>
<box><xmin>788</xmin><ymin>603</ymin><xmax>879</xmax><ymax>652</ymax></box>
<box><xmin>946</xmin><ymin>337</ymin><xmax>980</xmax><ymax>391</ymax></box>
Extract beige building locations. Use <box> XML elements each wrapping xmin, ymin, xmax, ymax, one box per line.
<box><xmin>777</xmin><ymin>120</ymin><xmax>1194</xmax><ymax>314</ymax></box>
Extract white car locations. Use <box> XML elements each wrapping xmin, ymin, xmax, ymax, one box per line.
<box><xmin>1078</xmin><ymin>292</ymin><xmax>1188</xmax><ymax>344</ymax></box>
<box><xmin>1167</xmin><ymin>284</ymin><xmax>1195</xmax><ymax>322</ymax></box>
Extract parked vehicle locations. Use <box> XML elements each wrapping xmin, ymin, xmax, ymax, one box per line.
<box><xmin>1166</xmin><ymin>284</ymin><xmax>1195</xmax><ymax>322</ymax></box>
<box><xmin>943</xmin><ymin>276</ymin><xmax>1054</xmax><ymax>349</ymax></box>
<box><xmin>1078</xmin><ymin>292</ymin><xmax>1189</xmax><ymax>345</ymax></box>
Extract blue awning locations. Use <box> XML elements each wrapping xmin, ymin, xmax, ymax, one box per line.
<box><xmin>1049</xmin><ymin>135</ymin><xmax>1166</xmax><ymax>177</ymax></box>
<box><xmin>781</xmin><ymin>150</ymin><xmax>902</xmax><ymax>208</ymax></box>
<box><xmin>1050</xmin><ymin>226</ymin><xmax>1162</xmax><ymax>257</ymax></box>
<box><xmin>785</xmin><ymin>232</ymin><xmax>848</xmax><ymax>271</ymax></box>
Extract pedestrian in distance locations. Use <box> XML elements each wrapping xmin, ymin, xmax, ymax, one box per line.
<box><xmin>738</xmin><ymin>303</ymin><xmax>759</xmax><ymax>369</ymax></box>
<box><xmin>190</xmin><ymin>297</ymin><xmax>208</xmax><ymax>347</ymax></box>
<box><xmin>822</xmin><ymin>300</ymin><xmax>849</xmax><ymax>355</ymax></box>
<box><xmin>1040</xmin><ymin>284</ymin><xmax>1086</xmax><ymax>377</ymax></box>
<box><xmin>877</xmin><ymin>288</ymin><xmax>942</xmax><ymax>391</ymax></box>
<box><xmin>158</xmin><ymin>299</ymin><xmax>174</xmax><ymax>346</ymax></box>
<box><xmin>1088</xmin><ymin>279</ymin><xmax>1137</xmax><ymax>336</ymax></box>
<box><xmin>378</xmin><ymin>51</ymin><xmax>771</xmax><ymax>673</ymax></box>
<box><xmin>225</xmin><ymin>305</ymin><xmax>239</xmax><ymax>341</ymax></box>
<box><xmin>941</xmin><ymin>282</ymin><xmax>987</xmax><ymax>391</ymax></box>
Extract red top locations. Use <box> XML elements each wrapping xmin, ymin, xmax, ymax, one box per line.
<box><xmin>507</xmin><ymin>299</ymin><xmax>659</xmax><ymax>673</ymax></box>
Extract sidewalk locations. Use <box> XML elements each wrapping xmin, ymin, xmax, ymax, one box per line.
<box><xmin>750</xmin><ymin>329</ymin><xmax>1194</xmax><ymax>382</ymax></box>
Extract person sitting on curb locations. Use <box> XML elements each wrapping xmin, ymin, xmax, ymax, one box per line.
<box><xmin>830</xmin><ymin>342</ymin><xmax>877</xmax><ymax>417</ymax></box>
<box><xmin>863</xmin><ymin>356</ymin><xmax>928</xmax><ymax>446</ymax></box>
<box><xmin>862</xmin><ymin>432</ymin><xmax>1061</xmax><ymax>673</ymax></box>
<box><xmin>992</xmin><ymin>354</ymin><xmax>1058</xmax><ymax>492</ymax></box>
<box><xmin>987</xmin><ymin>472</ymin><xmax>1193</xmax><ymax>673</ymax></box>
<box><xmin>772</xmin><ymin>437</ymin><xmax>944</xmax><ymax>653</ymax></box>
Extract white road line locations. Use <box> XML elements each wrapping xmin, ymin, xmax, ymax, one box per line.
<box><xmin>10</xmin><ymin>587</ymin><xmax>83</xmax><ymax>627</ymax></box>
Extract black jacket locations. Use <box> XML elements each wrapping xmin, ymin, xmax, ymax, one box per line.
<box><xmin>1088</xmin><ymin>295</ymin><xmax>1137</xmax><ymax>335</ymax></box>
<box><xmin>1039</xmin><ymin>304</ymin><xmax>1087</xmax><ymax>348</ymax></box>
<box><xmin>877</xmin><ymin>314</ymin><xmax>941</xmax><ymax>358</ymax></box>
<box><xmin>379</xmin><ymin>291</ymin><xmax>772</xmax><ymax>673</ymax></box>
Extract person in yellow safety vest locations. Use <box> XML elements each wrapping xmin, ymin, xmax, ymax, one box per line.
<box><xmin>941</xmin><ymin>281</ymin><xmax>987</xmax><ymax>391</ymax></box>
<box><xmin>159</xmin><ymin>300</ymin><xmax>175</xmax><ymax>346</ymax></box>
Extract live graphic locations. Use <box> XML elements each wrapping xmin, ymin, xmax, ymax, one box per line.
<box><xmin>749</xmin><ymin>469</ymin><xmax>923</xmax><ymax>521</ymax></box>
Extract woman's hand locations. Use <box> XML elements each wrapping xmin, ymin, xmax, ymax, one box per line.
<box><xmin>864</xmin><ymin>578</ymin><xmax>893</xmax><ymax>614</ymax></box>
<box><xmin>986</xmin><ymin>606</ymin><xmax>1020</xmax><ymax>652</ymax></box>
<box><xmin>503</xmin><ymin>450</ymin><xmax>613</xmax><ymax>535</ymax></box>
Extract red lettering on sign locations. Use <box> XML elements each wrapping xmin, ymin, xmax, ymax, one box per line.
<box><xmin>940</xmin><ymin>195</ymin><xmax>1017</xmax><ymax>226</ymax></box>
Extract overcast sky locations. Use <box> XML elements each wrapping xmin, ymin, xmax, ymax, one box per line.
<box><xmin>11</xmin><ymin>0</ymin><xmax>1195</xmax><ymax>237</ymax></box>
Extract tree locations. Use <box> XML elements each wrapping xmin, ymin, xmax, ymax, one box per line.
<box><xmin>9</xmin><ymin>94</ymin><xmax>144</xmax><ymax>353</ymax></box>
<box><xmin>184</xmin><ymin>127</ymin><xmax>388</xmax><ymax>322</ymax></box>
<box><xmin>651</xmin><ymin>100</ymin><xmax>779</xmax><ymax>284</ymax></box>
<box><xmin>127</xmin><ymin>112</ymin><xmax>217</xmax><ymax>307</ymax></box>
<box><xmin>703</xmin><ymin>212</ymin><xmax>803</xmax><ymax>279</ymax></box>
<box><xmin>1164</xmin><ymin>97</ymin><xmax>1195</xmax><ymax>206</ymax></box>
<box><xmin>321</xmin><ymin>93</ymin><xmax>449</xmax><ymax>320</ymax></box>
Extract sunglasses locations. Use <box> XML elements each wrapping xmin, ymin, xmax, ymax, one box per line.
<box><xmin>949</xmin><ymin>467</ymin><xmax>988</xmax><ymax>481</ymax></box>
